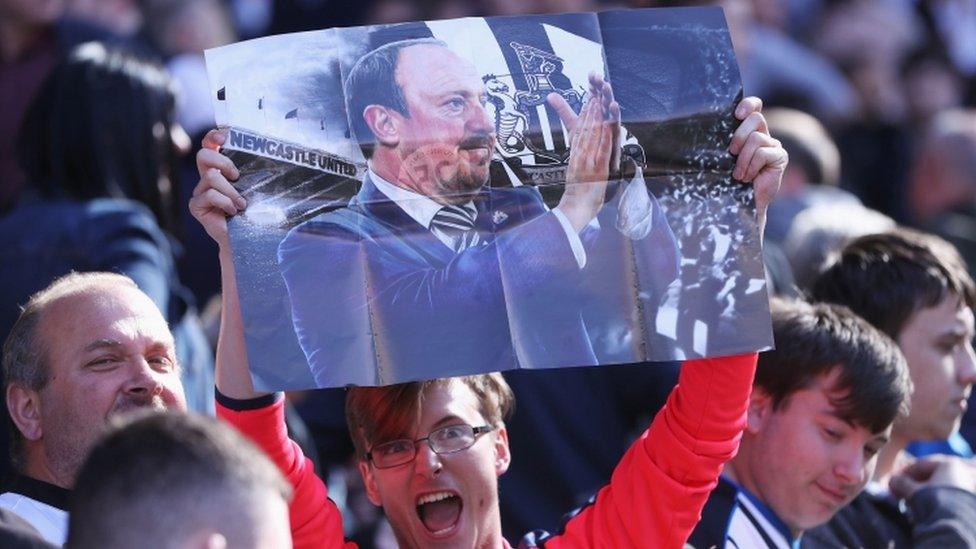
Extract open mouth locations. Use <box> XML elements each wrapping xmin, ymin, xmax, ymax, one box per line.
<box><xmin>416</xmin><ymin>491</ymin><xmax>462</xmax><ymax>536</ymax></box>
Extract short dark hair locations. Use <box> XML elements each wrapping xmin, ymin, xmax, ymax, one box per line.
<box><xmin>759</xmin><ymin>299</ymin><xmax>911</xmax><ymax>434</ymax></box>
<box><xmin>16</xmin><ymin>42</ymin><xmax>181</xmax><ymax>233</ymax></box>
<box><xmin>343</xmin><ymin>37</ymin><xmax>447</xmax><ymax>158</ymax></box>
<box><xmin>66</xmin><ymin>411</ymin><xmax>290</xmax><ymax>549</ymax></box>
<box><xmin>811</xmin><ymin>228</ymin><xmax>976</xmax><ymax>339</ymax></box>
<box><xmin>346</xmin><ymin>374</ymin><xmax>514</xmax><ymax>461</ymax></box>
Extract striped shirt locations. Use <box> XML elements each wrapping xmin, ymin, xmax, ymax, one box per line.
<box><xmin>687</xmin><ymin>476</ymin><xmax>799</xmax><ymax>549</ymax></box>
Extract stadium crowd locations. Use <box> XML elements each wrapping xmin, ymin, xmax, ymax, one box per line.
<box><xmin>1</xmin><ymin>0</ymin><xmax>975</xmax><ymax>547</ymax></box>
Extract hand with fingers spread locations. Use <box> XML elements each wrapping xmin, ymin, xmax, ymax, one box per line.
<box><xmin>727</xmin><ymin>96</ymin><xmax>788</xmax><ymax>240</ymax></box>
<box><xmin>189</xmin><ymin>129</ymin><xmax>246</xmax><ymax>250</ymax></box>
<box><xmin>551</xmin><ymin>74</ymin><xmax>622</xmax><ymax>233</ymax></box>
<box><xmin>890</xmin><ymin>455</ymin><xmax>976</xmax><ymax>500</ymax></box>
<box><xmin>549</xmin><ymin>74</ymin><xmax>624</xmax><ymax>174</ymax></box>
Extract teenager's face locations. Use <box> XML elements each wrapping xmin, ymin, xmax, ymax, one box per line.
<box><xmin>358</xmin><ymin>380</ymin><xmax>510</xmax><ymax>549</ymax></box>
<box><xmin>739</xmin><ymin>370</ymin><xmax>890</xmax><ymax>536</ymax></box>
<box><xmin>897</xmin><ymin>295</ymin><xmax>976</xmax><ymax>440</ymax></box>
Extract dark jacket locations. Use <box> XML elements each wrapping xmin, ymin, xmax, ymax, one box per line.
<box><xmin>804</xmin><ymin>486</ymin><xmax>976</xmax><ymax>549</ymax></box>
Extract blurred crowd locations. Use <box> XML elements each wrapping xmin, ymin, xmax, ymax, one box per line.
<box><xmin>1</xmin><ymin>0</ymin><xmax>975</xmax><ymax>547</ymax></box>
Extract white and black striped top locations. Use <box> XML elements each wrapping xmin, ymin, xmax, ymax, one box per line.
<box><xmin>687</xmin><ymin>476</ymin><xmax>798</xmax><ymax>549</ymax></box>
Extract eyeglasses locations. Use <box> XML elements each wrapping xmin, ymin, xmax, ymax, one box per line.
<box><xmin>365</xmin><ymin>424</ymin><xmax>494</xmax><ymax>469</ymax></box>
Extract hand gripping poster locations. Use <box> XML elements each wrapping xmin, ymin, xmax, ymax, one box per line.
<box><xmin>205</xmin><ymin>7</ymin><xmax>773</xmax><ymax>390</ymax></box>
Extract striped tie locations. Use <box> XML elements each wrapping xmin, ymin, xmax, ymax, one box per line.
<box><xmin>431</xmin><ymin>203</ymin><xmax>479</xmax><ymax>252</ymax></box>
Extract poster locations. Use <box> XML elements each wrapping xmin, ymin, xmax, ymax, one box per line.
<box><xmin>205</xmin><ymin>7</ymin><xmax>772</xmax><ymax>389</ymax></box>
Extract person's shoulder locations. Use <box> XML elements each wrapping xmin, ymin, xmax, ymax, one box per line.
<box><xmin>0</xmin><ymin>506</ymin><xmax>54</xmax><ymax>548</ymax></box>
<box><xmin>83</xmin><ymin>197</ymin><xmax>154</xmax><ymax>218</ymax></box>
<box><xmin>0</xmin><ymin>494</ymin><xmax>64</xmax><ymax>547</ymax></box>
<box><xmin>2</xmin><ymin>199</ymin><xmax>157</xmax><ymax>239</ymax></box>
<box><xmin>802</xmin><ymin>491</ymin><xmax>897</xmax><ymax>548</ymax></box>
<box><xmin>687</xmin><ymin>477</ymin><xmax>741</xmax><ymax>548</ymax></box>
<box><xmin>82</xmin><ymin>199</ymin><xmax>168</xmax><ymax>245</ymax></box>
<box><xmin>909</xmin><ymin>484</ymin><xmax>976</xmax><ymax>517</ymax></box>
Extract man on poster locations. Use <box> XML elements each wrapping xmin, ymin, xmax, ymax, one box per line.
<box><xmin>275</xmin><ymin>38</ymin><xmax>680</xmax><ymax>386</ymax></box>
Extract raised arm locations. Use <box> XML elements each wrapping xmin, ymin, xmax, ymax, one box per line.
<box><xmin>189</xmin><ymin>130</ymin><xmax>351</xmax><ymax>548</ymax></box>
<box><xmin>520</xmin><ymin>97</ymin><xmax>785</xmax><ymax>548</ymax></box>
<box><xmin>188</xmin><ymin>129</ymin><xmax>255</xmax><ymax>399</ymax></box>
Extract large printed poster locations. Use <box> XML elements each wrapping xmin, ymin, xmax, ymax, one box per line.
<box><xmin>206</xmin><ymin>7</ymin><xmax>772</xmax><ymax>389</ymax></box>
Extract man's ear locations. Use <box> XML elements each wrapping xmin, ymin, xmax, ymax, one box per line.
<box><xmin>746</xmin><ymin>387</ymin><xmax>774</xmax><ymax>435</ymax></box>
<box><xmin>357</xmin><ymin>460</ymin><xmax>383</xmax><ymax>507</ymax></box>
<box><xmin>362</xmin><ymin>105</ymin><xmax>399</xmax><ymax>148</ymax></box>
<box><xmin>6</xmin><ymin>383</ymin><xmax>42</xmax><ymax>442</ymax></box>
<box><xmin>493</xmin><ymin>424</ymin><xmax>511</xmax><ymax>477</ymax></box>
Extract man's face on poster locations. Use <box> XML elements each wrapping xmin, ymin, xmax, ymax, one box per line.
<box><xmin>381</xmin><ymin>44</ymin><xmax>496</xmax><ymax>204</ymax></box>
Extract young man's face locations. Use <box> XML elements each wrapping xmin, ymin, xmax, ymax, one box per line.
<box><xmin>897</xmin><ymin>294</ymin><xmax>976</xmax><ymax>440</ymax></box>
<box><xmin>358</xmin><ymin>379</ymin><xmax>511</xmax><ymax>549</ymax></box>
<box><xmin>387</xmin><ymin>44</ymin><xmax>496</xmax><ymax>204</ymax></box>
<box><xmin>738</xmin><ymin>370</ymin><xmax>890</xmax><ymax>536</ymax></box>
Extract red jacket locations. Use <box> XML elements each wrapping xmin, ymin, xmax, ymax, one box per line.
<box><xmin>217</xmin><ymin>353</ymin><xmax>757</xmax><ymax>549</ymax></box>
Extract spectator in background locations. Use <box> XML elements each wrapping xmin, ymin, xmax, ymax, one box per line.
<box><xmin>226</xmin><ymin>0</ymin><xmax>273</xmax><ymax>39</ymax></box>
<box><xmin>688</xmin><ymin>299</ymin><xmax>911</xmax><ymax>548</ymax></box>
<box><xmin>63</xmin><ymin>0</ymin><xmax>142</xmax><ymax>39</ymax></box>
<box><xmin>812</xmin><ymin>0</ymin><xmax>921</xmax><ymax>222</ymax></box>
<box><xmin>0</xmin><ymin>0</ymin><xmax>135</xmax><ymax>214</ymax></box>
<box><xmin>0</xmin><ymin>273</ymin><xmax>188</xmax><ymax>545</ymax></box>
<box><xmin>142</xmin><ymin>0</ymin><xmax>239</xmax><ymax>305</ymax></box>
<box><xmin>0</xmin><ymin>42</ymin><xmax>214</xmax><ymax>485</ymax></box>
<box><xmin>914</xmin><ymin>0</ymin><xmax>976</xmax><ymax>101</ymax></box>
<box><xmin>482</xmin><ymin>0</ymin><xmax>596</xmax><ymax>16</ymax></box>
<box><xmin>0</xmin><ymin>0</ymin><xmax>64</xmax><ymax>214</ymax></box>
<box><xmin>900</xmin><ymin>47</ymin><xmax>966</xmax><ymax>129</ymax></box>
<box><xmin>135</xmin><ymin>0</ymin><xmax>236</xmax><ymax>138</ymax></box>
<box><xmin>807</xmin><ymin>228</ymin><xmax>976</xmax><ymax>548</ymax></box>
<box><xmin>366</xmin><ymin>0</ymin><xmax>425</xmax><ymax>23</ymax></box>
<box><xmin>265</xmin><ymin>0</ymin><xmax>370</xmax><ymax>35</ymax></box>
<box><xmin>649</xmin><ymin>0</ymin><xmax>858</xmax><ymax>124</ymax></box>
<box><xmin>762</xmin><ymin>107</ymin><xmax>858</xmax><ymax>246</ymax></box>
<box><xmin>904</xmin><ymin>116</ymin><xmax>976</xmax><ymax>450</ymax></box>
<box><xmin>905</xmin><ymin>109</ymin><xmax>976</xmax><ymax>272</ymax></box>
<box><xmin>66</xmin><ymin>411</ymin><xmax>291</xmax><ymax>549</ymax></box>
<box><xmin>783</xmin><ymin>202</ymin><xmax>894</xmax><ymax>291</ymax></box>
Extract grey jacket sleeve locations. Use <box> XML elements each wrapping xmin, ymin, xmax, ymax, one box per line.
<box><xmin>909</xmin><ymin>485</ymin><xmax>976</xmax><ymax>547</ymax></box>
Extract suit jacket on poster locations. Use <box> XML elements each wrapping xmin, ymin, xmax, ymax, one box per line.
<box><xmin>278</xmin><ymin>174</ymin><xmax>679</xmax><ymax>387</ymax></box>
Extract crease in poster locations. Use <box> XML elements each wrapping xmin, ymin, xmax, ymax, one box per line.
<box><xmin>205</xmin><ymin>6</ymin><xmax>773</xmax><ymax>390</ymax></box>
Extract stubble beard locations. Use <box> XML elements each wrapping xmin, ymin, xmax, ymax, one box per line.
<box><xmin>398</xmin><ymin>138</ymin><xmax>494</xmax><ymax>205</ymax></box>
<box><xmin>45</xmin><ymin>394</ymin><xmax>168</xmax><ymax>485</ymax></box>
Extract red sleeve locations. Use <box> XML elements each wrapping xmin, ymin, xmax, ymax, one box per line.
<box><xmin>217</xmin><ymin>397</ymin><xmax>356</xmax><ymax>549</ymax></box>
<box><xmin>537</xmin><ymin>353</ymin><xmax>757</xmax><ymax>549</ymax></box>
